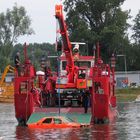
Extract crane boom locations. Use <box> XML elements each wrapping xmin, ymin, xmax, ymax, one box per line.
<box><xmin>55</xmin><ymin>4</ymin><xmax>74</xmax><ymax>83</ymax></box>
<box><xmin>0</xmin><ymin>65</ymin><xmax>15</xmax><ymax>85</ymax></box>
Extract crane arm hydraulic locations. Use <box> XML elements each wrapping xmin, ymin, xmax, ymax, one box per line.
<box><xmin>55</xmin><ymin>4</ymin><xmax>74</xmax><ymax>83</ymax></box>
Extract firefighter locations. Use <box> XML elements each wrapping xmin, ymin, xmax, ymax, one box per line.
<box><xmin>44</xmin><ymin>65</ymin><xmax>51</xmax><ymax>80</ymax></box>
<box><xmin>82</xmin><ymin>90</ymin><xmax>90</xmax><ymax>113</ymax></box>
<box><xmin>14</xmin><ymin>51</ymin><xmax>20</xmax><ymax>75</ymax></box>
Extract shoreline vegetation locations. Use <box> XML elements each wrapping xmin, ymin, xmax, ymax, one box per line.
<box><xmin>116</xmin><ymin>88</ymin><xmax>140</xmax><ymax>102</ymax></box>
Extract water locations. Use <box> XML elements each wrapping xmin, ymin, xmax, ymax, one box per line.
<box><xmin>0</xmin><ymin>102</ymin><xmax>140</xmax><ymax>140</ymax></box>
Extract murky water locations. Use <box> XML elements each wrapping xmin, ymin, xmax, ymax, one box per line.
<box><xmin>0</xmin><ymin>102</ymin><xmax>140</xmax><ymax>140</ymax></box>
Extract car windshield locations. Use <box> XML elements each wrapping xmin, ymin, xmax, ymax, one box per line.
<box><xmin>42</xmin><ymin>118</ymin><xmax>52</xmax><ymax>124</ymax></box>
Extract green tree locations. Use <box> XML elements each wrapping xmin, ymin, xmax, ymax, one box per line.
<box><xmin>29</xmin><ymin>43</ymin><xmax>57</xmax><ymax>71</ymax></box>
<box><xmin>132</xmin><ymin>10</ymin><xmax>140</xmax><ymax>45</ymax></box>
<box><xmin>0</xmin><ymin>4</ymin><xmax>34</xmax><ymax>72</ymax></box>
<box><xmin>12</xmin><ymin>43</ymin><xmax>57</xmax><ymax>71</ymax></box>
<box><xmin>63</xmin><ymin>0</ymin><xmax>130</xmax><ymax>61</ymax></box>
<box><xmin>0</xmin><ymin>4</ymin><xmax>34</xmax><ymax>47</ymax></box>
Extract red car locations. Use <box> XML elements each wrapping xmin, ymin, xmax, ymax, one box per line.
<box><xmin>28</xmin><ymin>116</ymin><xmax>82</xmax><ymax>129</ymax></box>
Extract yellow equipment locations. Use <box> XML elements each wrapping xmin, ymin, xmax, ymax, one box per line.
<box><xmin>0</xmin><ymin>65</ymin><xmax>15</xmax><ymax>102</ymax></box>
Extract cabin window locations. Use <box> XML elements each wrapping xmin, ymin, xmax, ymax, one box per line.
<box><xmin>77</xmin><ymin>61</ymin><xmax>91</xmax><ymax>67</ymax></box>
<box><xmin>94</xmin><ymin>82</ymin><xmax>104</xmax><ymax>94</ymax></box>
<box><xmin>62</xmin><ymin>61</ymin><xmax>91</xmax><ymax>70</ymax></box>
<box><xmin>54</xmin><ymin>118</ymin><xmax>62</xmax><ymax>124</ymax></box>
<box><xmin>78</xmin><ymin>70</ymin><xmax>86</xmax><ymax>79</ymax></box>
<box><xmin>42</xmin><ymin>118</ymin><xmax>52</xmax><ymax>124</ymax></box>
<box><xmin>20</xmin><ymin>82</ymin><xmax>28</xmax><ymax>93</ymax></box>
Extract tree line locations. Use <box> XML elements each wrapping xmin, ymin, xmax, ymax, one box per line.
<box><xmin>0</xmin><ymin>1</ymin><xmax>140</xmax><ymax>73</ymax></box>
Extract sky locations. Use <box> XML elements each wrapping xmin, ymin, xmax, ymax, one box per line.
<box><xmin>0</xmin><ymin>0</ymin><xmax>140</xmax><ymax>44</ymax></box>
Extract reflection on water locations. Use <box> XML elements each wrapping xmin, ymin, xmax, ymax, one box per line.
<box><xmin>0</xmin><ymin>102</ymin><xmax>140</xmax><ymax>140</ymax></box>
<box><xmin>117</xmin><ymin>103</ymin><xmax>140</xmax><ymax>140</ymax></box>
<box><xmin>15</xmin><ymin>125</ymin><xmax>118</xmax><ymax>140</ymax></box>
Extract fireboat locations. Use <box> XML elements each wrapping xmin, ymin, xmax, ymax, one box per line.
<box><xmin>14</xmin><ymin>4</ymin><xmax>117</xmax><ymax>126</ymax></box>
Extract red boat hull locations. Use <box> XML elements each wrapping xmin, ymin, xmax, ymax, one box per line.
<box><xmin>92</xmin><ymin>94</ymin><xmax>117</xmax><ymax>124</ymax></box>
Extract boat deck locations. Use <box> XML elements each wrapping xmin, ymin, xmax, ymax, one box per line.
<box><xmin>27</xmin><ymin>107</ymin><xmax>91</xmax><ymax>124</ymax></box>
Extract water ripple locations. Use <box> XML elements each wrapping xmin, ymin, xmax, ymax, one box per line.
<box><xmin>0</xmin><ymin>103</ymin><xmax>140</xmax><ymax>140</ymax></box>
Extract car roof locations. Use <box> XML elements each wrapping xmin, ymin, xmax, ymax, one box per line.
<box><xmin>42</xmin><ymin>116</ymin><xmax>64</xmax><ymax>119</ymax></box>
<box><xmin>40</xmin><ymin>116</ymin><xmax>75</xmax><ymax>123</ymax></box>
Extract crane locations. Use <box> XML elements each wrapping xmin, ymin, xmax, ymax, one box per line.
<box><xmin>55</xmin><ymin>4</ymin><xmax>75</xmax><ymax>83</ymax></box>
<box><xmin>0</xmin><ymin>65</ymin><xmax>15</xmax><ymax>85</ymax></box>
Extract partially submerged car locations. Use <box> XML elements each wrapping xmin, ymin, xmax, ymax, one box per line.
<box><xmin>28</xmin><ymin>116</ymin><xmax>82</xmax><ymax>128</ymax></box>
